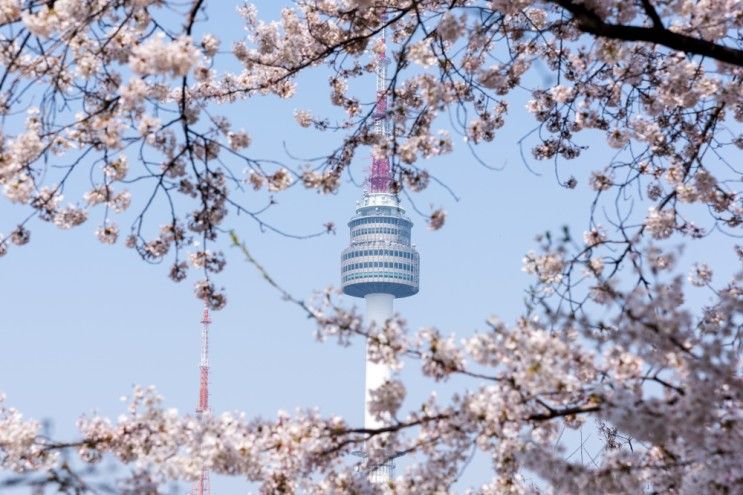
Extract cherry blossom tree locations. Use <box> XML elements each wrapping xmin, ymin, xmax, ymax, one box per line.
<box><xmin>0</xmin><ymin>0</ymin><xmax>741</xmax><ymax>493</ymax></box>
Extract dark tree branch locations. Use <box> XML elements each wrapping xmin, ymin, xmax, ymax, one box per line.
<box><xmin>185</xmin><ymin>0</ymin><xmax>206</xmax><ymax>35</ymax></box>
<box><xmin>554</xmin><ymin>0</ymin><xmax>743</xmax><ymax>67</ymax></box>
<box><xmin>639</xmin><ymin>0</ymin><xmax>664</xmax><ymax>30</ymax></box>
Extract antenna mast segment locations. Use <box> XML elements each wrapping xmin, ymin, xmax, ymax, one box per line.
<box><xmin>369</xmin><ymin>22</ymin><xmax>392</xmax><ymax>193</ymax></box>
<box><xmin>197</xmin><ymin>306</ymin><xmax>210</xmax><ymax>415</ymax></box>
<box><xmin>193</xmin><ymin>306</ymin><xmax>211</xmax><ymax>495</ymax></box>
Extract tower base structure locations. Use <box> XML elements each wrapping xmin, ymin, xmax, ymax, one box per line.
<box><xmin>355</xmin><ymin>449</ymin><xmax>396</xmax><ymax>484</ymax></box>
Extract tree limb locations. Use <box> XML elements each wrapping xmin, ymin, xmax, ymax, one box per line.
<box><xmin>553</xmin><ymin>0</ymin><xmax>743</xmax><ymax>67</ymax></box>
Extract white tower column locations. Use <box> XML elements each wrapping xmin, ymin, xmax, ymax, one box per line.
<box><xmin>364</xmin><ymin>293</ymin><xmax>395</xmax><ymax>483</ymax></box>
<box><xmin>364</xmin><ymin>293</ymin><xmax>394</xmax><ymax>429</ymax></box>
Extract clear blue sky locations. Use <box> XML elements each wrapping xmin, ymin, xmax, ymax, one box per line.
<box><xmin>0</xmin><ymin>2</ymin><xmax>730</xmax><ymax>492</ymax></box>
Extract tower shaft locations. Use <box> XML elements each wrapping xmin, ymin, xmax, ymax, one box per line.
<box><xmin>364</xmin><ymin>293</ymin><xmax>396</xmax><ymax>483</ymax></box>
<box><xmin>364</xmin><ymin>293</ymin><xmax>394</xmax><ymax>430</ymax></box>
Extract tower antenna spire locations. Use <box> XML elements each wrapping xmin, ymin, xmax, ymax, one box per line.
<box><xmin>192</xmin><ymin>305</ymin><xmax>211</xmax><ymax>495</ymax></box>
<box><xmin>369</xmin><ymin>21</ymin><xmax>392</xmax><ymax>193</ymax></box>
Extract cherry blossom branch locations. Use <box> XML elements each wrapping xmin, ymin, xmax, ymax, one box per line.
<box><xmin>554</xmin><ymin>0</ymin><xmax>743</xmax><ymax>67</ymax></box>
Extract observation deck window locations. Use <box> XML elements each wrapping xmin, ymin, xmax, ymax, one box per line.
<box><xmin>341</xmin><ymin>260</ymin><xmax>416</xmax><ymax>272</ymax></box>
<box><xmin>343</xmin><ymin>249</ymin><xmax>418</xmax><ymax>262</ymax></box>
<box><xmin>342</xmin><ymin>271</ymin><xmax>416</xmax><ymax>282</ymax></box>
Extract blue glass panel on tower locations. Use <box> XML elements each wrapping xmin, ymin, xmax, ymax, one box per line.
<box><xmin>341</xmin><ymin>192</ymin><xmax>420</xmax><ymax>299</ymax></box>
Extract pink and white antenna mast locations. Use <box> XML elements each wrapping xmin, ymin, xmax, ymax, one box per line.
<box><xmin>369</xmin><ymin>22</ymin><xmax>392</xmax><ymax>193</ymax></box>
<box><xmin>192</xmin><ymin>306</ymin><xmax>211</xmax><ymax>495</ymax></box>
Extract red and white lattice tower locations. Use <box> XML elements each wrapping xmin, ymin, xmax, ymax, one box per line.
<box><xmin>192</xmin><ymin>306</ymin><xmax>211</xmax><ymax>495</ymax></box>
<box><xmin>369</xmin><ymin>21</ymin><xmax>392</xmax><ymax>194</ymax></box>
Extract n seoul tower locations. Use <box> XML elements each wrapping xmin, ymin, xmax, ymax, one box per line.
<box><xmin>340</xmin><ymin>22</ymin><xmax>420</xmax><ymax>482</ymax></box>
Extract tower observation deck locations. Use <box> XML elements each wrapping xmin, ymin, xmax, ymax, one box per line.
<box><xmin>341</xmin><ymin>192</ymin><xmax>420</xmax><ymax>299</ymax></box>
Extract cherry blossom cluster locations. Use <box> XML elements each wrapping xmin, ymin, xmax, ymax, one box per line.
<box><xmin>0</xmin><ymin>0</ymin><xmax>333</xmax><ymax>308</ymax></box>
